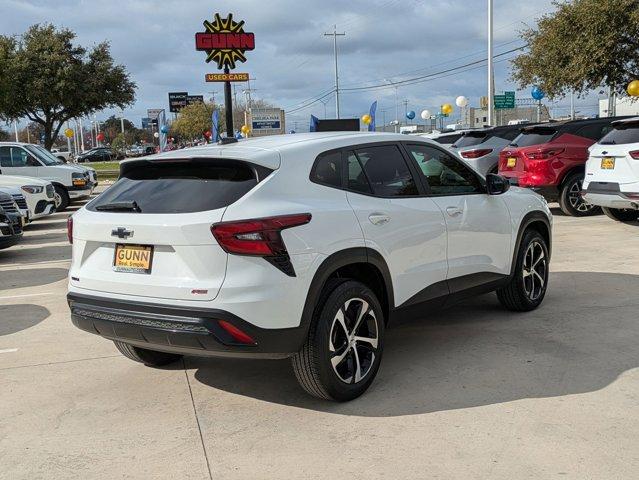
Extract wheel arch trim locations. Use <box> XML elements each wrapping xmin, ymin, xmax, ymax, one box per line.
<box><xmin>510</xmin><ymin>211</ymin><xmax>552</xmax><ymax>276</ymax></box>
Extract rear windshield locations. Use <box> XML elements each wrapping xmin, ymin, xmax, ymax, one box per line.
<box><xmin>451</xmin><ymin>132</ymin><xmax>489</xmax><ymax>149</ymax></box>
<box><xmin>88</xmin><ymin>159</ymin><xmax>267</xmax><ymax>214</ymax></box>
<box><xmin>433</xmin><ymin>134</ymin><xmax>462</xmax><ymax>145</ymax></box>
<box><xmin>510</xmin><ymin>128</ymin><xmax>557</xmax><ymax>147</ymax></box>
<box><xmin>599</xmin><ymin>123</ymin><xmax>639</xmax><ymax>145</ymax></box>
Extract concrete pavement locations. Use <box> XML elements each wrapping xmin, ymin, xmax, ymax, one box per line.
<box><xmin>1</xmin><ymin>200</ymin><xmax>638</xmax><ymax>479</ymax></box>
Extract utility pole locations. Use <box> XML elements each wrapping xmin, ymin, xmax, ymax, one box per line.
<box><xmin>79</xmin><ymin>118</ymin><xmax>85</xmax><ymax>152</ymax></box>
<box><xmin>324</xmin><ymin>25</ymin><xmax>345</xmax><ymax>119</ymax></box>
<box><xmin>13</xmin><ymin>121</ymin><xmax>18</xmax><ymax>142</ymax></box>
<box><xmin>319</xmin><ymin>97</ymin><xmax>329</xmax><ymax>119</ymax></box>
<box><xmin>403</xmin><ymin>99</ymin><xmax>409</xmax><ymax>125</ymax></box>
<box><xmin>384</xmin><ymin>79</ymin><xmax>399</xmax><ymax>133</ymax></box>
<box><xmin>570</xmin><ymin>91</ymin><xmax>575</xmax><ymax>120</ymax></box>
<box><xmin>487</xmin><ymin>0</ymin><xmax>494</xmax><ymax>126</ymax></box>
<box><xmin>207</xmin><ymin>91</ymin><xmax>218</xmax><ymax>105</ymax></box>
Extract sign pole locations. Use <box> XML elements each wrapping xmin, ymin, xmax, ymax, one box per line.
<box><xmin>224</xmin><ymin>67</ymin><xmax>234</xmax><ymax>137</ymax></box>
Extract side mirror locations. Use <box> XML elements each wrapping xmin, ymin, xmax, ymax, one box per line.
<box><xmin>486</xmin><ymin>173</ymin><xmax>510</xmax><ymax>195</ymax></box>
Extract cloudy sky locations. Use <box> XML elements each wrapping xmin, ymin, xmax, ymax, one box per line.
<box><xmin>2</xmin><ymin>0</ymin><xmax>604</xmax><ymax>130</ymax></box>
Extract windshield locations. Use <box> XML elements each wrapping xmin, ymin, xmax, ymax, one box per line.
<box><xmin>452</xmin><ymin>132</ymin><xmax>488</xmax><ymax>149</ymax></box>
<box><xmin>599</xmin><ymin>123</ymin><xmax>639</xmax><ymax>145</ymax></box>
<box><xmin>510</xmin><ymin>129</ymin><xmax>557</xmax><ymax>147</ymax></box>
<box><xmin>26</xmin><ymin>145</ymin><xmax>64</xmax><ymax>166</ymax></box>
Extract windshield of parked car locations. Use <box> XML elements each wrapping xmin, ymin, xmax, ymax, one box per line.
<box><xmin>25</xmin><ymin>145</ymin><xmax>63</xmax><ymax>166</ymax></box>
<box><xmin>510</xmin><ymin>128</ymin><xmax>557</xmax><ymax>147</ymax></box>
<box><xmin>599</xmin><ymin>123</ymin><xmax>639</xmax><ymax>145</ymax></box>
<box><xmin>451</xmin><ymin>132</ymin><xmax>489</xmax><ymax>149</ymax></box>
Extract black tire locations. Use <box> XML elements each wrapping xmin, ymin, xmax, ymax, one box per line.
<box><xmin>497</xmin><ymin>229</ymin><xmax>549</xmax><ymax>312</ymax></box>
<box><xmin>602</xmin><ymin>206</ymin><xmax>639</xmax><ymax>223</ymax></box>
<box><xmin>292</xmin><ymin>279</ymin><xmax>385</xmax><ymax>401</ymax></box>
<box><xmin>558</xmin><ymin>172</ymin><xmax>600</xmax><ymax>217</ymax></box>
<box><xmin>114</xmin><ymin>341</ymin><xmax>182</xmax><ymax>367</ymax></box>
<box><xmin>53</xmin><ymin>184</ymin><xmax>70</xmax><ymax>211</ymax></box>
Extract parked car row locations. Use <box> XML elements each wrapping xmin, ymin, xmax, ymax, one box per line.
<box><xmin>433</xmin><ymin>116</ymin><xmax>635</xmax><ymax>218</ymax></box>
<box><xmin>0</xmin><ymin>141</ymin><xmax>98</xmax><ymax>250</ymax></box>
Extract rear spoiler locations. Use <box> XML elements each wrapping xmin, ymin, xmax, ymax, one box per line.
<box><xmin>520</xmin><ymin>125</ymin><xmax>558</xmax><ymax>135</ymax></box>
<box><xmin>611</xmin><ymin>117</ymin><xmax>639</xmax><ymax>129</ymax></box>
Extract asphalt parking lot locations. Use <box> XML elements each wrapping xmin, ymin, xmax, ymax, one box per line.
<box><xmin>1</xmin><ymin>193</ymin><xmax>638</xmax><ymax>480</ymax></box>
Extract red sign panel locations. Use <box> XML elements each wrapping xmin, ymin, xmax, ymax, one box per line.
<box><xmin>195</xmin><ymin>13</ymin><xmax>255</xmax><ymax>70</ymax></box>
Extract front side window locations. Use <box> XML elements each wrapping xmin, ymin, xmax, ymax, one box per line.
<box><xmin>1</xmin><ymin>147</ymin><xmax>37</xmax><ymax>167</ymax></box>
<box><xmin>407</xmin><ymin>144</ymin><xmax>484</xmax><ymax>195</ymax></box>
<box><xmin>0</xmin><ymin>147</ymin><xmax>11</xmax><ymax>167</ymax></box>
<box><xmin>352</xmin><ymin>145</ymin><xmax>418</xmax><ymax>197</ymax></box>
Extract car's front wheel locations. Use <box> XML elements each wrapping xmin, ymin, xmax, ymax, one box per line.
<box><xmin>53</xmin><ymin>185</ymin><xmax>69</xmax><ymax>211</ymax></box>
<box><xmin>114</xmin><ymin>341</ymin><xmax>182</xmax><ymax>367</ymax></box>
<box><xmin>558</xmin><ymin>172</ymin><xmax>600</xmax><ymax>217</ymax></box>
<box><xmin>292</xmin><ymin>279</ymin><xmax>385</xmax><ymax>401</ymax></box>
<box><xmin>497</xmin><ymin>229</ymin><xmax>549</xmax><ymax>312</ymax></box>
<box><xmin>602</xmin><ymin>206</ymin><xmax>639</xmax><ymax>223</ymax></box>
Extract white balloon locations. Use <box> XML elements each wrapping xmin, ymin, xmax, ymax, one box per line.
<box><xmin>153</xmin><ymin>132</ymin><xmax>159</xmax><ymax>138</ymax></box>
<box><xmin>455</xmin><ymin>96</ymin><xmax>468</xmax><ymax>107</ymax></box>
<box><xmin>420</xmin><ymin>109</ymin><xmax>431</xmax><ymax>120</ymax></box>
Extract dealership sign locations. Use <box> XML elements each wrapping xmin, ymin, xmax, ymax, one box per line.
<box><xmin>205</xmin><ymin>72</ymin><xmax>249</xmax><ymax>82</ymax></box>
<box><xmin>168</xmin><ymin>92</ymin><xmax>188</xmax><ymax>113</ymax></box>
<box><xmin>195</xmin><ymin>13</ymin><xmax>255</xmax><ymax>70</ymax></box>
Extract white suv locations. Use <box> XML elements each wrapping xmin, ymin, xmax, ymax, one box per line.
<box><xmin>583</xmin><ymin>117</ymin><xmax>639</xmax><ymax>222</ymax></box>
<box><xmin>67</xmin><ymin>133</ymin><xmax>552</xmax><ymax>401</ymax></box>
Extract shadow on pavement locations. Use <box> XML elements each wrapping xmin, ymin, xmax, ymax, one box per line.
<box><xmin>1</xmin><ymin>267</ymin><xmax>68</xmax><ymax>290</ymax></box>
<box><xmin>23</xmin><ymin>220</ymin><xmax>68</xmax><ymax>232</ymax></box>
<box><xmin>19</xmin><ymin>232</ymin><xmax>69</xmax><ymax>246</ymax></box>
<box><xmin>193</xmin><ymin>271</ymin><xmax>639</xmax><ymax>416</ymax></box>
<box><xmin>0</xmin><ymin>245</ymin><xmax>71</xmax><ymax>265</ymax></box>
<box><xmin>0</xmin><ymin>304</ymin><xmax>50</xmax><ymax>336</ymax></box>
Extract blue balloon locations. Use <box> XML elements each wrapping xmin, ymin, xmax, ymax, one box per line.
<box><xmin>406</xmin><ymin>110</ymin><xmax>416</xmax><ymax>120</ymax></box>
<box><xmin>160</xmin><ymin>125</ymin><xmax>169</xmax><ymax>134</ymax></box>
<box><xmin>531</xmin><ymin>86</ymin><xmax>545</xmax><ymax>100</ymax></box>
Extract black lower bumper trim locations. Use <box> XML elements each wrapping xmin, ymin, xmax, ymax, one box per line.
<box><xmin>67</xmin><ymin>293</ymin><xmax>307</xmax><ymax>358</ymax></box>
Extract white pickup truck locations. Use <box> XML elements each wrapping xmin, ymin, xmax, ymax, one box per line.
<box><xmin>0</xmin><ymin>142</ymin><xmax>95</xmax><ymax>211</ymax></box>
<box><xmin>51</xmin><ymin>148</ymin><xmax>73</xmax><ymax>162</ymax></box>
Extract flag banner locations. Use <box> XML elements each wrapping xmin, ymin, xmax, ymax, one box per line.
<box><xmin>212</xmin><ymin>109</ymin><xmax>220</xmax><ymax>142</ymax></box>
<box><xmin>368</xmin><ymin>101</ymin><xmax>377</xmax><ymax>132</ymax></box>
<box><xmin>310</xmin><ymin>114</ymin><xmax>319</xmax><ymax>132</ymax></box>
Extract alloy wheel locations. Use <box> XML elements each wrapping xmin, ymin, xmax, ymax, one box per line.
<box><xmin>329</xmin><ymin>298</ymin><xmax>379</xmax><ymax>384</ymax></box>
<box><xmin>522</xmin><ymin>241</ymin><xmax>547</xmax><ymax>301</ymax></box>
<box><xmin>567</xmin><ymin>179</ymin><xmax>594</xmax><ymax>212</ymax></box>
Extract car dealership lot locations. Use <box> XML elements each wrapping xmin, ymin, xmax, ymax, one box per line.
<box><xmin>1</xmin><ymin>196</ymin><xmax>638</xmax><ymax>479</ymax></box>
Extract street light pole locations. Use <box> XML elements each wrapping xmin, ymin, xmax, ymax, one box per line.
<box><xmin>487</xmin><ymin>0</ymin><xmax>494</xmax><ymax>126</ymax></box>
<box><xmin>325</xmin><ymin>25</ymin><xmax>345</xmax><ymax>119</ymax></box>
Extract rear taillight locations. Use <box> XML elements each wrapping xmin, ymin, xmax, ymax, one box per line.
<box><xmin>461</xmin><ymin>148</ymin><xmax>493</xmax><ymax>159</ymax></box>
<box><xmin>525</xmin><ymin>148</ymin><xmax>565</xmax><ymax>160</ymax></box>
<box><xmin>211</xmin><ymin>213</ymin><xmax>311</xmax><ymax>256</ymax></box>
<box><xmin>629</xmin><ymin>150</ymin><xmax>639</xmax><ymax>159</ymax></box>
<box><xmin>67</xmin><ymin>216</ymin><xmax>73</xmax><ymax>244</ymax></box>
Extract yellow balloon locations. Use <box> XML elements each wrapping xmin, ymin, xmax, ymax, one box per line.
<box><xmin>361</xmin><ymin>114</ymin><xmax>372</xmax><ymax>125</ymax></box>
<box><xmin>64</xmin><ymin>128</ymin><xmax>74</xmax><ymax>138</ymax></box>
<box><xmin>441</xmin><ymin>103</ymin><xmax>453</xmax><ymax>115</ymax></box>
<box><xmin>241</xmin><ymin>125</ymin><xmax>250</xmax><ymax>135</ymax></box>
<box><xmin>628</xmin><ymin>80</ymin><xmax>639</xmax><ymax>97</ymax></box>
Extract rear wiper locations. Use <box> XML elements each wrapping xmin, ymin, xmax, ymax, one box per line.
<box><xmin>95</xmin><ymin>200</ymin><xmax>141</xmax><ymax>212</ymax></box>
<box><xmin>599</xmin><ymin>140</ymin><xmax>616</xmax><ymax>145</ymax></box>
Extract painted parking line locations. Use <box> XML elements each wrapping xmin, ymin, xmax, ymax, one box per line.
<box><xmin>0</xmin><ymin>348</ymin><xmax>18</xmax><ymax>354</ymax></box>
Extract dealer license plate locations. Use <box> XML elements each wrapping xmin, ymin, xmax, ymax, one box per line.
<box><xmin>113</xmin><ymin>244</ymin><xmax>153</xmax><ymax>274</ymax></box>
<box><xmin>601</xmin><ymin>157</ymin><xmax>615</xmax><ymax>170</ymax></box>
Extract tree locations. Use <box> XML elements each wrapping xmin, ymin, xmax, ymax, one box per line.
<box><xmin>172</xmin><ymin>102</ymin><xmax>214</xmax><ymax>140</ymax></box>
<box><xmin>0</xmin><ymin>24</ymin><xmax>136</xmax><ymax>149</ymax></box>
<box><xmin>510</xmin><ymin>0</ymin><xmax>639</xmax><ymax>98</ymax></box>
<box><xmin>102</xmin><ymin>115</ymin><xmax>135</xmax><ymax>143</ymax></box>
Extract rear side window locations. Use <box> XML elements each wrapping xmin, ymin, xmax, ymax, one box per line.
<box><xmin>310</xmin><ymin>151</ymin><xmax>342</xmax><ymax>188</ymax></box>
<box><xmin>89</xmin><ymin>159</ymin><xmax>266</xmax><ymax>214</ymax></box>
<box><xmin>599</xmin><ymin>123</ymin><xmax>639</xmax><ymax>145</ymax></box>
<box><xmin>511</xmin><ymin>128</ymin><xmax>557</xmax><ymax>147</ymax></box>
<box><xmin>352</xmin><ymin>145</ymin><xmax>418</xmax><ymax>197</ymax></box>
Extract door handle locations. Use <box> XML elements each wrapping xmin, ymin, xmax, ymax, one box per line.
<box><xmin>368</xmin><ymin>213</ymin><xmax>390</xmax><ymax>225</ymax></box>
<box><xmin>446</xmin><ymin>206</ymin><xmax>463</xmax><ymax>217</ymax></box>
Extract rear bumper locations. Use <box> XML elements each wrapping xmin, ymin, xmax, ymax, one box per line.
<box><xmin>506</xmin><ymin>178</ymin><xmax>559</xmax><ymax>201</ymax></box>
<box><xmin>583</xmin><ymin>182</ymin><xmax>639</xmax><ymax>209</ymax></box>
<box><xmin>67</xmin><ymin>292</ymin><xmax>307</xmax><ymax>359</ymax></box>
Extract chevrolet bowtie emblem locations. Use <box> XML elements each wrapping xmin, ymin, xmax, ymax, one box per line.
<box><xmin>111</xmin><ymin>227</ymin><xmax>133</xmax><ymax>239</ymax></box>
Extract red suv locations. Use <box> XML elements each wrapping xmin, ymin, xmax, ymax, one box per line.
<box><xmin>498</xmin><ymin>118</ymin><xmax>624</xmax><ymax>216</ymax></box>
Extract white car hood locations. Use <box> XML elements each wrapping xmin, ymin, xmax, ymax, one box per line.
<box><xmin>0</xmin><ymin>175</ymin><xmax>51</xmax><ymax>187</ymax></box>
